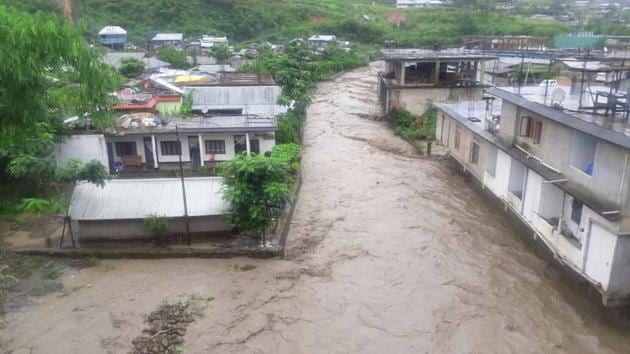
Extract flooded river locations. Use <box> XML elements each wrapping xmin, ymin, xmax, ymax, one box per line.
<box><xmin>3</xmin><ymin>62</ymin><xmax>630</xmax><ymax>353</ymax></box>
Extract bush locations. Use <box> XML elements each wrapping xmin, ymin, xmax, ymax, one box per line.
<box><xmin>119</xmin><ymin>58</ymin><xmax>145</xmax><ymax>78</ymax></box>
<box><xmin>217</xmin><ymin>154</ymin><xmax>291</xmax><ymax>237</ymax></box>
<box><xmin>18</xmin><ymin>198</ymin><xmax>66</xmax><ymax>214</ymax></box>
<box><xmin>157</xmin><ymin>46</ymin><xmax>189</xmax><ymax>69</ymax></box>
<box><xmin>144</xmin><ymin>214</ymin><xmax>169</xmax><ymax>245</ymax></box>
<box><xmin>270</xmin><ymin>144</ymin><xmax>301</xmax><ymax>174</ymax></box>
<box><xmin>392</xmin><ymin>108</ymin><xmax>436</xmax><ymax>142</ymax></box>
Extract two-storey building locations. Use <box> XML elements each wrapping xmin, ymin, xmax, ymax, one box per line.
<box><xmin>378</xmin><ymin>48</ymin><xmax>496</xmax><ymax>115</ymax></box>
<box><xmin>433</xmin><ymin>83</ymin><xmax>630</xmax><ymax>306</ymax></box>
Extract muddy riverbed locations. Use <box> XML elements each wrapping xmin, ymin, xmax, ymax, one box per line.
<box><xmin>3</xmin><ymin>62</ymin><xmax>630</xmax><ymax>353</ymax></box>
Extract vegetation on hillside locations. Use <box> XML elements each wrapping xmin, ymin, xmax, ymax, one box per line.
<box><xmin>3</xmin><ymin>0</ymin><xmax>572</xmax><ymax>47</ymax></box>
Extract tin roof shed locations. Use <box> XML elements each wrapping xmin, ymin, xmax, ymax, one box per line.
<box><xmin>69</xmin><ymin>177</ymin><xmax>228</xmax><ymax>221</ymax></box>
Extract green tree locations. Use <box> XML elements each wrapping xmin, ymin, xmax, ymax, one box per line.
<box><xmin>119</xmin><ymin>58</ymin><xmax>145</xmax><ymax>78</ymax></box>
<box><xmin>157</xmin><ymin>46</ymin><xmax>189</xmax><ymax>69</ymax></box>
<box><xmin>217</xmin><ymin>154</ymin><xmax>291</xmax><ymax>241</ymax></box>
<box><xmin>210</xmin><ymin>44</ymin><xmax>230</xmax><ymax>64</ymax></box>
<box><xmin>0</xmin><ymin>5</ymin><xmax>120</xmax><ymax>204</ymax></box>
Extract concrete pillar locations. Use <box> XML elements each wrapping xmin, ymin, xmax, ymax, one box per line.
<box><xmin>434</xmin><ymin>61</ymin><xmax>440</xmax><ymax>84</ymax></box>
<box><xmin>245</xmin><ymin>133</ymin><xmax>251</xmax><ymax>155</ymax></box>
<box><xmin>151</xmin><ymin>134</ymin><xmax>159</xmax><ymax>169</ymax></box>
<box><xmin>400</xmin><ymin>61</ymin><xmax>406</xmax><ymax>85</ymax></box>
<box><xmin>198</xmin><ymin>134</ymin><xmax>204</xmax><ymax>167</ymax></box>
<box><xmin>474</xmin><ymin>61</ymin><xmax>479</xmax><ymax>82</ymax></box>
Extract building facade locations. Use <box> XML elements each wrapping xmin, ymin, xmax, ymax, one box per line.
<box><xmin>99</xmin><ymin>26</ymin><xmax>127</xmax><ymax>50</ymax></box>
<box><xmin>378</xmin><ymin>49</ymin><xmax>495</xmax><ymax>115</ymax></box>
<box><xmin>433</xmin><ymin>86</ymin><xmax>630</xmax><ymax>306</ymax></box>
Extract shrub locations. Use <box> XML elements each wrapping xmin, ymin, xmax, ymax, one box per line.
<box><xmin>157</xmin><ymin>46</ymin><xmax>189</xmax><ymax>69</ymax></box>
<box><xmin>18</xmin><ymin>198</ymin><xmax>66</xmax><ymax>214</ymax></box>
<box><xmin>270</xmin><ymin>143</ymin><xmax>301</xmax><ymax>174</ymax></box>
<box><xmin>392</xmin><ymin>108</ymin><xmax>436</xmax><ymax>142</ymax></box>
<box><xmin>144</xmin><ymin>215</ymin><xmax>169</xmax><ymax>245</ymax></box>
<box><xmin>217</xmin><ymin>154</ymin><xmax>291</xmax><ymax>238</ymax></box>
<box><xmin>119</xmin><ymin>58</ymin><xmax>145</xmax><ymax>78</ymax></box>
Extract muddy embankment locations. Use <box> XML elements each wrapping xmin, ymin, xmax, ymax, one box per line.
<box><xmin>2</xmin><ymin>62</ymin><xmax>630</xmax><ymax>353</ymax></box>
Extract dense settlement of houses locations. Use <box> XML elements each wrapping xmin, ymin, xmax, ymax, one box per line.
<box><xmin>378</xmin><ymin>45</ymin><xmax>630</xmax><ymax>306</ymax></box>
<box><xmin>56</xmin><ymin>27</ymin><xmax>347</xmax><ymax>242</ymax></box>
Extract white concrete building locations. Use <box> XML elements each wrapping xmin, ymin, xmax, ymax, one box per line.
<box><xmin>433</xmin><ymin>84</ymin><xmax>630</xmax><ymax>306</ymax></box>
<box><xmin>55</xmin><ymin>114</ymin><xmax>277</xmax><ymax>176</ymax></box>
<box><xmin>308</xmin><ymin>35</ymin><xmax>337</xmax><ymax>49</ymax></box>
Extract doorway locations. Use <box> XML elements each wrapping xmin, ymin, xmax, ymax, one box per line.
<box><xmin>188</xmin><ymin>136</ymin><xmax>201</xmax><ymax>168</ymax></box>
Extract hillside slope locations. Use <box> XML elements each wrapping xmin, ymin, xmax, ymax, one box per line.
<box><xmin>2</xmin><ymin>0</ymin><xmax>569</xmax><ymax>46</ymax></box>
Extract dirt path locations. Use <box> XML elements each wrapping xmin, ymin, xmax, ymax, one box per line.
<box><xmin>3</xmin><ymin>63</ymin><xmax>630</xmax><ymax>353</ymax></box>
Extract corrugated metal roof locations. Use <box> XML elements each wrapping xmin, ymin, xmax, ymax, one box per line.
<box><xmin>380</xmin><ymin>48</ymin><xmax>496</xmax><ymax>61</ymax></box>
<box><xmin>187</xmin><ymin>86</ymin><xmax>288</xmax><ymax>116</ymax></box>
<box><xmin>102</xmin><ymin>52</ymin><xmax>145</xmax><ymax>67</ymax></box>
<box><xmin>113</xmin><ymin>115</ymin><xmax>277</xmax><ymax>135</ymax></box>
<box><xmin>150</xmin><ymin>77</ymin><xmax>185</xmax><ymax>95</ymax></box>
<box><xmin>309</xmin><ymin>35</ymin><xmax>336</xmax><ymax>42</ymax></box>
<box><xmin>69</xmin><ymin>177</ymin><xmax>228</xmax><ymax>220</ymax></box>
<box><xmin>152</xmin><ymin>33</ymin><xmax>183</xmax><ymax>41</ymax></box>
<box><xmin>99</xmin><ymin>26</ymin><xmax>127</xmax><ymax>35</ymax></box>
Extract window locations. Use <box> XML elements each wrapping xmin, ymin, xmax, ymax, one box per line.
<box><xmin>508</xmin><ymin>161</ymin><xmax>526</xmax><ymax>199</ymax></box>
<box><xmin>571</xmin><ymin>199</ymin><xmax>583</xmax><ymax>224</ymax></box>
<box><xmin>205</xmin><ymin>140</ymin><xmax>226</xmax><ymax>154</ymax></box>
<box><xmin>519</xmin><ymin>116</ymin><xmax>532</xmax><ymax>137</ymax></box>
<box><xmin>454</xmin><ymin>130</ymin><xmax>461</xmax><ymax>150</ymax></box>
<box><xmin>469</xmin><ymin>142</ymin><xmax>480</xmax><ymax>164</ymax></box>
<box><xmin>532</xmin><ymin>121</ymin><xmax>543</xmax><ymax>144</ymax></box>
<box><xmin>234</xmin><ymin>135</ymin><xmax>260</xmax><ymax>155</ymax></box>
<box><xmin>486</xmin><ymin>145</ymin><xmax>498</xmax><ymax>177</ymax></box>
<box><xmin>570</xmin><ymin>131</ymin><xmax>597</xmax><ymax>176</ymax></box>
<box><xmin>115</xmin><ymin>142</ymin><xmax>137</xmax><ymax>156</ymax></box>
<box><xmin>160</xmin><ymin>141</ymin><xmax>181</xmax><ymax>156</ymax></box>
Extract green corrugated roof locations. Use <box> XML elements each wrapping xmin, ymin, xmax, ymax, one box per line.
<box><xmin>552</xmin><ymin>35</ymin><xmax>605</xmax><ymax>49</ymax></box>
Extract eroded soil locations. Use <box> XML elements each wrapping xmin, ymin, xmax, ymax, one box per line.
<box><xmin>2</xmin><ymin>63</ymin><xmax>630</xmax><ymax>353</ymax></box>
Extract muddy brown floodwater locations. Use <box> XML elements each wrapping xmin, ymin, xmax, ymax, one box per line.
<box><xmin>3</xmin><ymin>62</ymin><xmax>630</xmax><ymax>353</ymax></box>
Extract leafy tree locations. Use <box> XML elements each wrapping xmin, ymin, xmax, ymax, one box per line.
<box><xmin>210</xmin><ymin>44</ymin><xmax>231</xmax><ymax>64</ymax></box>
<box><xmin>217</xmin><ymin>154</ymin><xmax>291</xmax><ymax>240</ymax></box>
<box><xmin>54</xmin><ymin>159</ymin><xmax>109</xmax><ymax>187</ymax></box>
<box><xmin>119</xmin><ymin>58</ymin><xmax>146</xmax><ymax>78</ymax></box>
<box><xmin>157</xmin><ymin>46</ymin><xmax>190</xmax><ymax>69</ymax></box>
<box><xmin>0</xmin><ymin>5</ymin><xmax>120</xmax><ymax>204</ymax></box>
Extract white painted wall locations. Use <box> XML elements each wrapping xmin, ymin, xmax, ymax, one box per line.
<box><xmin>495</xmin><ymin>150</ymin><xmax>512</xmax><ymax>199</ymax></box>
<box><xmin>523</xmin><ymin>170</ymin><xmax>542</xmax><ymax>222</ymax></box>
<box><xmin>54</xmin><ymin>135</ymin><xmax>109</xmax><ymax>167</ymax></box>
<box><xmin>585</xmin><ymin>222</ymin><xmax>617</xmax><ymax>289</ymax></box>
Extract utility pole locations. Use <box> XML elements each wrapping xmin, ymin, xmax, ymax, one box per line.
<box><xmin>176</xmin><ymin>126</ymin><xmax>191</xmax><ymax>245</ymax></box>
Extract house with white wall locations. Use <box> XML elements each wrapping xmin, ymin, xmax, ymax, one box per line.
<box><xmin>55</xmin><ymin>113</ymin><xmax>276</xmax><ymax>176</ymax></box>
<box><xmin>433</xmin><ymin>84</ymin><xmax>630</xmax><ymax>306</ymax></box>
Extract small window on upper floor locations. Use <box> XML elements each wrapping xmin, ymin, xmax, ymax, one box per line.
<box><xmin>519</xmin><ymin>116</ymin><xmax>532</xmax><ymax>137</ymax></box>
<box><xmin>532</xmin><ymin>121</ymin><xmax>543</xmax><ymax>144</ymax></box>
<box><xmin>454</xmin><ymin>130</ymin><xmax>461</xmax><ymax>150</ymax></box>
<box><xmin>469</xmin><ymin>142</ymin><xmax>480</xmax><ymax>164</ymax></box>
<box><xmin>570</xmin><ymin>131</ymin><xmax>597</xmax><ymax>176</ymax></box>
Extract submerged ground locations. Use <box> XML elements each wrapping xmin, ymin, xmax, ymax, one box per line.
<box><xmin>3</xmin><ymin>63</ymin><xmax>630</xmax><ymax>353</ymax></box>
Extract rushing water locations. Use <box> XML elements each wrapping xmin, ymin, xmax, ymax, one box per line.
<box><xmin>3</xmin><ymin>62</ymin><xmax>630</xmax><ymax>353</ymax></box>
